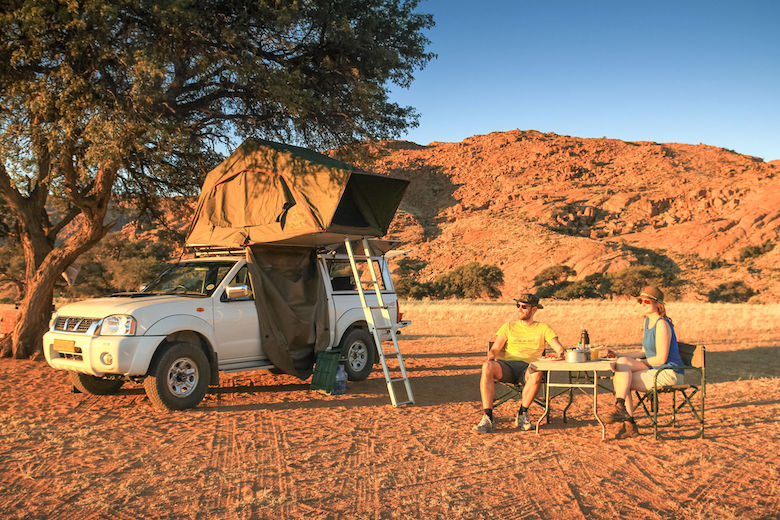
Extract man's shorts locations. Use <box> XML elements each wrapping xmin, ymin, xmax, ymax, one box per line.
<box><xmin>639</xmin><ymin>368</ymin><xmax>681</xmax><ymax>389</ymax></box>
<box><xmin>496</xmin><ymin>360</ymin><xmax>530</xmax><ymax>385</ymax></box>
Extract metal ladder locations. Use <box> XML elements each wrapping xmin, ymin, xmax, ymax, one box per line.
<box><xmin>344</xmin><ymin>237</ymin><xmax>414</xmax><ymax>407</ymax></box>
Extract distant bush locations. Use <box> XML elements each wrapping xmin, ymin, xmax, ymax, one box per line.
<box><xmin>608</xmin><ymin>265</ymin><xmax>674</xmax><ymax>297</ymax></box>
<box><xmin>738</xmin><ymin>241</ymin><xmax>774</xmax><ymax>261</ymax></box>
<box><xmin>707</xmin><ymin>281</ymin><xmax>756</xmax><ymax>303</ymax></box>
<box><xmin>703</xmin><ymin>257</ymin><xmax>727</xmax><ymax>269</ymax></box>
<box><xmin>395</xmin><ymin>258</ymin><xmax>429</xmax><ymax>276</ymax></box>
<box><xmin>536</xmin><ymin>272</ymin><xmax>612</xmax><ymax>299</ymax></box>
<box><xmin>396</xmin><ymin>261</ymin><xmax>504</xmax><ymax>300</ymax></box>
<box><xmin>433</xmin><ymin>262</ymin><xmax>504</xmax><ymax>299</ymax></box>
<box><xmin>64</xmin><ymin>235</ymin><xmax>175</xmax><ymax>297</ymax></box>
<box><xmin>533</xmin><ymin>265</ymin><xmax>576</xmax><ymax>287</ymax></box>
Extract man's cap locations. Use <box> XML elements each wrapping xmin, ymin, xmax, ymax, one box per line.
<box><xmin>636</xmin><ymin>285</ymin><xmax>665</xmax><ymax>305</ymax></box>
<box><xmin>513</xmin><ymin>293</ymin><xmax>543</xmax><ymax>309</ymax></box>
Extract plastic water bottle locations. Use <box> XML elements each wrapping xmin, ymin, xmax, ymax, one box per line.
<box><xmin>333</xmin><ymin>363</ymin><xmax>347</xmax><ymax>395</ymax></box>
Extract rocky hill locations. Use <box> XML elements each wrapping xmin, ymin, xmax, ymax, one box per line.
<box><xmin>358</xmin><ymin>130</ymin><xmax>779</xmax><ymax>301</ymax></box>
<box><xmin>8</xmin><ymin>129</ymin><xmax>774</xmax><ymax>303</ymax></box>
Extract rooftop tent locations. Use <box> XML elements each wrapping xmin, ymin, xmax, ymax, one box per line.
<box><xmin>185</xmin><ymin>139</ymin><xmax>409</xmax><ymax>380</ymax></box>
<box><xmin>185</xmin><ymin>138</ymin><xmax>409</xmax><ymax>248</ymax></box>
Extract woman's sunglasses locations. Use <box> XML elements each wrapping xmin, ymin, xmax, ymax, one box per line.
<box><xmin>639</xmin><ymin>299</ymin><xmax>655</xmax><ymax>305</ymax></box>
<box><xmin>516</xmin><ymin>303</ymin><xmax>532</xmax><ymax>309</ymax></box>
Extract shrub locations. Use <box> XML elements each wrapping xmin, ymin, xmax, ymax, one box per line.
<box><xmin>533</xmin><ymin>265</ymin><xmax>576</xmax><ymax>287</ymax></box>
<box><xmin>63</xmin><ymin>234</ymin><xmax>175</xmax><ymax>297</ymax></box>
<box><xmin>394</xmin><ymin>258</ymin><xmax>428</xmax><ymax>277</ymax></box>
<box><xmin>608</xmin><ymin>265</ymin><xmax>673</xmax><ymax>297</ymax></box>
<box><xmin>707</xmin><ymin>281</ymin><xmax>756</xmax><ymax>303</ymax></box>
<box><xmin>432</xmin><ymin>262</ymin><xmax>504</xmax><ymax>299</ymax></box>
<box><xmin>738</xmin><ymin>241</ymin><xmax>774</xmax><ymax>261</ymax></box>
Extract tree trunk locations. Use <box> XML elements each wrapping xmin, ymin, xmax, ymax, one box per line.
<box><xmin>7</xmin><ymin>226</ymin><xmax>113</xmax><ymax>359</ymax></box>
<box><xmin>11</xmin><ymin>281</ymin><xmax>54</xmax><ymax>359</ymax></box>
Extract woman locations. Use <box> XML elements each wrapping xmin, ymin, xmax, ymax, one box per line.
<box><xmin>606</xmin><ymin>285</ymin><xmax>684</xmax><ymax>439</ymax></box>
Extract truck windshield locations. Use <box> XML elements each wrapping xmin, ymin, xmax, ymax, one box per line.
<box><xmin>141</xmin><ymin>261</ymin><xmax>236</xmax><ymax>297</ymax></box>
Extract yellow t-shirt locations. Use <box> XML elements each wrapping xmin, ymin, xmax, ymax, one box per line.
<box><xmin>496</xmin><ymin>321</ymin><xmax>558</xmax><ymax>362</ymax></box>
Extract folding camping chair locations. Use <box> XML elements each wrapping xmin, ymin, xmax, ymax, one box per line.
<box><xmin>488</xmin><ymin>342</ymin><xmax>549</xmax><ymax>421</ymax></box>
<box><xmin>634</xmin><ymin>342</ymin><xmax>706</xmax><ymax>440</ymax></box>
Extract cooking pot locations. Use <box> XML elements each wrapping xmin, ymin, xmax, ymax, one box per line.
<box><xmin>566</xmin><ymin>348</ymin><xmax>588</xmax><ymax>363</ymax></box>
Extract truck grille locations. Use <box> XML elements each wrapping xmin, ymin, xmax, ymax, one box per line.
<box><xmin>54</xmin><ymin>317</ymin><xmax>97</xmax><ymax>333</ymax></box>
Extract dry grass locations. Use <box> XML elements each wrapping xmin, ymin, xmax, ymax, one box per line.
<box><xmin>399</xmin><ymin>299</ymin><xmax>780</xmax><ymax>348</ymax></box>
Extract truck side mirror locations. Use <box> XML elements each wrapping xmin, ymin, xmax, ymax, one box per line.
<box><xmin>224</xmin><ymin>284</ymin><xmax>250</xmax><ymax>300</ymax></box>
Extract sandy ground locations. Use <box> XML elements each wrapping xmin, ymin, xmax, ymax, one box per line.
<box><xmin>0</xmin><ymin>332</ymin><xmax>778</xmax><ymax>520</ymax></box>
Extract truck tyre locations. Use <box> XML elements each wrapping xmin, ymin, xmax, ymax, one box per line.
<box><xmin>340</xmin><ymin>328</ymin><xmax>375</xmax><ymax>381</ymax></box>
<box><xmin>69</xmin><ymin>371</ymin><xmax>124</xmax><ymax>395</ymax></box>
<box><xmin>143</xmin><ymin>342</ymin><xmax>209</xmax><ymax>410</ymax></box>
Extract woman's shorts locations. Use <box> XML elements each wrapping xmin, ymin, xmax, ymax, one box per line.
<box><xmin>639</xmin><ymin>368</ymin><xmax>681</xmax><ymax>389</ymax></box>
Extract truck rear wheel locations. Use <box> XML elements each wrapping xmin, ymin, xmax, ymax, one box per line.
<box><xmin>144</xmin><ymin>342</ymin><xmax>209</xmax><ymax>410</ymax></box>
<box><xmin>69</xmin><ymin>371</ymin><xmax>124</xmax><ymax>395</ymax></box>
<box><xmin>340</xmin><ymin>328</ymin><xmax>375</xmax><ymax>381</ymax></box>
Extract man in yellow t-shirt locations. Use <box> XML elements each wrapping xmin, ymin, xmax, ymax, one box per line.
<box><xmin>473</xmin><ymin>294</ymin><xmax>565</xmax><ymax>433</ymax></box>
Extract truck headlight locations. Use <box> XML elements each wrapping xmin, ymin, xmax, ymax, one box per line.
<box><xmin>98</xmin><ymin>315</ymin><xmax>137</xmax><ymax>336</ymax></box>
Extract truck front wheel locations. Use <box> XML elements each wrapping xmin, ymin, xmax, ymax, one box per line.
<box><xmin>340</xmin><ymin>328</ymin><xmax>375</xmax><ymax>381</ymax></box>
<box><xmin>69</xmin><ymin>371</ymin><xmax>124</xmax><ymax>395</ymax></box>
<box><xmin>144</xmin><ymin>342</ymin><xmax>209</xmax><ymax>410</ymax></box>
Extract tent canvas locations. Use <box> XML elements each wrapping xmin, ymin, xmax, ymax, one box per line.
<box><xmin>186</xmin><ymin>138</ymin><xmax>409</xmax><ymax>248</ymax></box>
<box><xmin>185</xmin><ymin>139</ymin><xmax>409</xmax><ymax>379</ymax></box>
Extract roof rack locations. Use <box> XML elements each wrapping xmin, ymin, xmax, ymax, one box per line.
<box><xmin>188</xmin><ymin>246</ymin><xmax>246</xmax><ymax>258</ymax></box>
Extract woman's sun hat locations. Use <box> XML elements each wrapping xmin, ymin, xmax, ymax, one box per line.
<box><xmin>636</xmin><ymin>285</ymin><xmax>665</xmax><ymax>305</ymax></box>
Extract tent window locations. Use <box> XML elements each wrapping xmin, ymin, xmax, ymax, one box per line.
<box><xmin>331</xmin><ymin>183</ymin><xmax>369</xmax><ymax>228</ymax></box>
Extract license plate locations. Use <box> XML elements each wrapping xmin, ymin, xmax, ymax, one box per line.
<box><xmin>53</xmin><ymin>339</ymin><xmax>77</xmax><ymax>353</ymax></box>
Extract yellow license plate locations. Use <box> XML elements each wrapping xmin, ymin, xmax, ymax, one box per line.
<box><xmin>53</xmin><ymin>339</ymin><xmax>77</xmax><ymax>353</ymax></box>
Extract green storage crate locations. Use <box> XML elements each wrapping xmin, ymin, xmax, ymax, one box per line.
<box><xmin>310</xmin><ymin>349</ymin><xmax>341</xmax><ymax>394</ymax></box>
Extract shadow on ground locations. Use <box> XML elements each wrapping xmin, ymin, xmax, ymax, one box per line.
<box><xmin>706</xmin><ymin>346</ymin><xmax>779</xmax><ymax>383</ymax></box>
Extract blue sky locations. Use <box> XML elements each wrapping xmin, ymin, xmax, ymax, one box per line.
<box><xmin>391</xmin><ymin>1</ymin><xmax>780</xmax><ymax>161</ymax></box>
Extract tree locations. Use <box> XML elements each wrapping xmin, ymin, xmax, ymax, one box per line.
<box><xmin>608</xmin><ymin>265</ymin><xmax>671</xmax><ymax>297</ymax></box>
<box><xmin>0</xmin><ymin>0</ymin><xmax>434</xmax><ymax>357</ymax></box>
<box><xmin>433</xmin><ymin>262</ymin><xmax>504</xmax><ymax>299</ymax></box>
<box><xmin>707</xmin><ymin>281</ymin><xmax>755</xmax><ymax>303</ymax></box>
<box><xmin>533</xmin><ymin>265</ymin><xmax>576</xmax><ymax>287</ymax></box>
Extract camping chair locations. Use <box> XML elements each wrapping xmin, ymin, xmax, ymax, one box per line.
<box><xmin>633</xmin><ymin>342</ymin><xmax>706</xmax><ymax>440</ymax></box>
<box><xmin>488</xmin><ymin>342</ymin><xmax>549</xmax><ymax>422</ymax></box>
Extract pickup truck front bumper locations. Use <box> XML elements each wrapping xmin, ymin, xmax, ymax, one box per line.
<box><xmin>43</xmin><ymin>331</ymin><xmax>162</xmax><ymax>377</ymax></box>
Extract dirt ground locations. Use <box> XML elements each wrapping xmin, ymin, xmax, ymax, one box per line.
<box><xmin>1</xmin><ymin>331</ymin><xmax>778</xmax><ymax>520</ymax></box>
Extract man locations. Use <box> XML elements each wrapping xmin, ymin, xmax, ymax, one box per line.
<box><xmin>473</xmin><ymin>293</ymin><xmax>565</xmax><ymax>433</ymax></box>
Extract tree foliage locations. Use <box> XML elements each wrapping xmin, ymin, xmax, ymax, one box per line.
<box><xmin>0</xmin><ymin>0</ymin><xmax>434</xmax><ymax>357</ymax></box>
<box><xmin>533</xmin><ymin>265</ymin><xmax>576</xmax><ymax>286</ymax></box>
<box><xmin>396</xmin><ymin>261</ymin><xmax>504</xmax><ymax>300</ymax></box>
<box><xmin>707</xmin><ymin>281</ymin><xmax>756</xmax><ymax>303</ymax></box>
<box><xmin>433</xmin><ymin>262</ymin><xmax>504</xmax><ymax>299</ymax></box>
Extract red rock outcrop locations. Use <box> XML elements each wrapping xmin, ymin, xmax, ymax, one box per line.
<box><xmin>368</xmin><ymin>130</ymin><xmax>779</xmax><ymax>301</ymax></box>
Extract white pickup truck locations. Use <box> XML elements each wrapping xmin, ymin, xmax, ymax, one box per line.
<box><xmin>43</xmin><ymin>251</ymin><xmax>408</xmax><ymax>410</ymax></box>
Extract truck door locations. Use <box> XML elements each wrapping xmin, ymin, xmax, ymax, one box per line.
<box><xmin>213</xmin><ymin>265</ymin><xmax>264</xmax><ymax>362</ymax></box>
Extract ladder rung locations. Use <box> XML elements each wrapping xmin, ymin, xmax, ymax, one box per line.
<box><xmin>393</xmin><ymin>400</ymin><xmax>414</xmax><ymax>406</ymax></box>
<box><xmin>367</xmin><ymin>305</ymin><xmax>389</xmax><ymax>310</ymax></box>
<box><xmin>382</xmin><ymin>349</ymin><xmax>399</xmax><ymax>356</ymax></box>
<box><xmin>389</xmin><ymin>377</ymin><xmax>408</xmax><ymax>383</ymax></box>
<box><xmin>372</xmin><ymin>325</ymin><xmax>395</xmax><ymax>331</ymax></box>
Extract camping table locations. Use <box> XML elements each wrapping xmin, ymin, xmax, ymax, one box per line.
<box><xmin>530</xmin><ymin>359</ymin><xmax>615</xmax><ymax>441</ymax></box>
